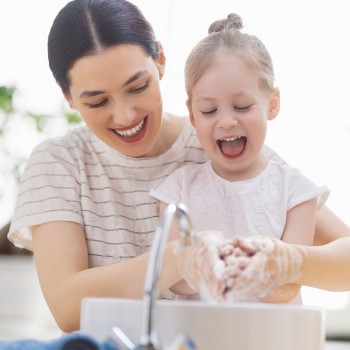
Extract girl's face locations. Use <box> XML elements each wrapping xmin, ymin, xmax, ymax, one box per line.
<box><xmin>65</xmin><ymin>44</ymin><xmax>165</xmax><ymax>157</ymax></box>
<box><xmin>188</xmin><ymin>55</ymin><xmax>279</xmax><ymax>181</ymax></box>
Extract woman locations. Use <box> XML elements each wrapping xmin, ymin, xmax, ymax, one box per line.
<box><xmin>7</xmin><ymin>0</ymin><xmax>350</xmax><ymax>332</ymax></box>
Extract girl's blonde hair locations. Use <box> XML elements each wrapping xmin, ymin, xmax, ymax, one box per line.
<box><xmin>185</xmin><ymin>13</ymin><xmax>275</xmax><ymax>100</ymax></box>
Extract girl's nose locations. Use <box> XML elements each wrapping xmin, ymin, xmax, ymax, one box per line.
<box><xmin>217</xmin><ymin>111</ymin><xmax>239</xmax><ymax>129</ymax></box>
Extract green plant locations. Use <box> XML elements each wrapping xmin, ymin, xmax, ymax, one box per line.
<box><xmin>0</xmin><ymin>85</ymin><xmax>82</xmax><ymax>253</ymax></box>
<box><xmin>0</xmin><ymin>86</ymin><xmax>81</xmax><ymax>182</ymax></box>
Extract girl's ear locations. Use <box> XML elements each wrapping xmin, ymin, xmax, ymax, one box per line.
<box><xmin>186</xmin><ymin>99</ymin><xmax>196</xmax><ymax>127</ymax></box>
<box><xmin>156</xmin><ymin>42</ymin><xmax>166</xmax><ymax>80</ymax></box>
<box><xmin>268</xmin><ymin>88</ymin><xmax>280</xmax><ymax>121</ymax></box>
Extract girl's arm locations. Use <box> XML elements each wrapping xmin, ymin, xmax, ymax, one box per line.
<box><xmin>281</xmin><ymin>198</ymin><xmax>317</xmax><ymax>245</ymax></box>
<box><xmin>32</xmin><ymin>221</ymin><xmax>181</xmax><ymax>333</ymax></box>
<box><xmin>259</xmin><ymin>198</ymin><xmax>317</xmax><ymax>303</ymax></box>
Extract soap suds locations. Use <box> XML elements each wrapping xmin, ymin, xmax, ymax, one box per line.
<box><xmin>219</xmin><ymin>236</ymin><xmax>303</xmax><ymax>301</ymax></box>
<box><xmin>175</xmin><ymin>232</ymin><xmax>303</xmax><ymax>302</ymax></box>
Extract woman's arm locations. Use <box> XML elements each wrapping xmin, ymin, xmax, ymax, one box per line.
<box><xmin>156</xmin><ymin>201</ymin><xmax>198</xmax><ymax>296</ymax></box>
<box><xmin>296</xmin><ymin>236</ymin><xmax>350</xmax><ymax>290</ymax></box>
<box><xmin>32</xmin><ymin>221</ymin><xmax>181</xmax><ymax>332</ymax></box>
<box><xmin>314</xmin><ymin>205</ymin><xmax>350</xmax><ymax>245</ymax></box>
<box><xmin>226</xmin><ymin>235</ymin><xmax>350</xmax><ymax>301</ymax></box>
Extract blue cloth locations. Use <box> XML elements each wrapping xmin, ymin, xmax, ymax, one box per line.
<box><xmin>0</xmin><ymin>334</ymin><xmax>116</xmax><ymax>350</ymax></box>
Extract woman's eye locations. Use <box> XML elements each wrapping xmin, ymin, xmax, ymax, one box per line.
<box><xmin>131</xmin><ymin>83</ymin><xmax>148</xmax><ymax>94</ymax></box>
<box><xmin>88</xmin><ymin>99</ymin><xmax>107</xmax><ymax>109</ymax></box>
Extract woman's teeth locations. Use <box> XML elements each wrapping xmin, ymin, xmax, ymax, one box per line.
<box><xmin>115</xmin><ymin>118</ymin><xmax>145</xmax><ymax>137</ymax></box>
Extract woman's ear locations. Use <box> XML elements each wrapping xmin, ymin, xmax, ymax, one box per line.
<box><xmin>186</xmin><ymin>99</ymin><xmax>196</xmax><ymax>127</ymax></box>
<box><xmin>63</xmin><ymin>90</ymin><xmax>75</xmax><ymax>109</ymax></box>
<box><xmin>56</xmin><ymin>81</ymin><xmax>74</xmax><ymax>109</ymax></box>
<box><xmin>268</xmin><ymin>88</ymin><xmax>280</xmax><ymax>121</ymax></box>
<box><xmin>156</xmin><ymin>42</ymin><xmax>166</xmax><ymax>80</ymax></box>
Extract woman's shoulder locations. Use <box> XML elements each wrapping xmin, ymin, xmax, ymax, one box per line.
<box><xmin>30</xmin><ymin>125</ymin><xmax>96</xmax><ymax>159</ymax></box>
<box><xmin>34</xmin><ymin>125</ymin><xmax>91</xmax><ymax>150</ymax></box>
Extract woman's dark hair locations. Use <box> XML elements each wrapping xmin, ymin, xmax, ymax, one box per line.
<box><xmin>48</xmin><ymin>0</ymin><xmax>158</xmax><ymax>93</ymax></box>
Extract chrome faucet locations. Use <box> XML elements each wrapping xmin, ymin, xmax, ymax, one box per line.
<box><xmin>107</xmin><ymin>202</ymin><xmax>196</xmax><ymax>350</ymax></box>
<box><xmin>137</xmin><ymin>202</ymin><xmax>194</xmax><ymax>350</ymax></box>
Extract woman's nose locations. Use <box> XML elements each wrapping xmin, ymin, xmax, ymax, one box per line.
<box><xmin>111</xmin><ymin>102</ymin><xmax>137</xmax><ymax>126</ymax></box>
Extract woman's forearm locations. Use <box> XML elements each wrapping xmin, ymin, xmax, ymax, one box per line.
<box><xmin>296</xmin><ymin>237</ymin><xmax>350</xmax><ymax>291</ymax></box>
<box><xmin>48</xmin><ymin>245</ymin><xmax>179</xmax><ymax>332</ymax></box>
<box><xmin>32</xmin><ymin>220</ymin><xmax>181</xmax><ymax>333</ymax></box>
<box><xmin>314</xmin><ymin>206</ymin><xmax>350</xmax><ymax>245</ymax></box>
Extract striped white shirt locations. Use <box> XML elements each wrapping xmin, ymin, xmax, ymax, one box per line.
<box><xmin>8</xmin><ymin>118</ymin><xmax>281</xmax><ymax>268</ymax></box>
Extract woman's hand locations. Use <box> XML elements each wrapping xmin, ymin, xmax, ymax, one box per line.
<box><xmin>173</xmin><ymin>230</ymin><xmax>227</xmax><ymax>300</ymax></box>
<box><xmin>173</xmin><ymin>233</ymin><xmax>305</xmax><ymax>303</ymax></box>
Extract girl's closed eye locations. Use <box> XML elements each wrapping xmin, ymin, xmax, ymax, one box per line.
<box><xmin>234</xmin><ymin>104</ymin><xmax>253</xmax><ymax>112</ymax></box>
<box><xmin>201</xmin><ymin>108</ymin><xmax>217</xmax><ymax>116</ymax></box>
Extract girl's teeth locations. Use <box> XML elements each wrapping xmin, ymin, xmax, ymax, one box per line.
<box><xmin>116</xmin><ymin>119</ymin><xmax>145</xmax><ymax>137</ymax></box>
<box><xmin>221</xmin><ymin>136</ymin><xmax>241</xmax><ymax>142</ymax></box>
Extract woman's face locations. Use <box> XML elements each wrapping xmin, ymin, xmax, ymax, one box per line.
<box><xmin>66</xmin><ymin>44</ymin><xmax>165</xmax><ymax>157</ymax></box>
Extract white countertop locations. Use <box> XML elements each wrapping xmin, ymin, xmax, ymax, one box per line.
<box><xmin>325</xmin><ymin>341</ymin><xmax>350</xmax><ymax>350</ymax></box>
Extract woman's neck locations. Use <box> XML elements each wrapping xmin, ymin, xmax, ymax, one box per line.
<box><xmin>146</xmin><ymin>114</ymin><xmax>186</xmax><ymax>157</ymax></box>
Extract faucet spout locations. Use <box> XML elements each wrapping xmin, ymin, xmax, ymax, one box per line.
<box><xmin>136</xmin><ymin>203</ymin><xmax>194</xmax><ymax>350</ymax></box>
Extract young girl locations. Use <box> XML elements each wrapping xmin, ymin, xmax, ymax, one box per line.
<box><xmin>6</xmin><ymin>0</ymin><xmax>350</xmax><ymax>332</ymax></box>
<box><xmin>150</xmin><ymin>13</ymin><xmax>329</xmax><ymax>303</ymax></box>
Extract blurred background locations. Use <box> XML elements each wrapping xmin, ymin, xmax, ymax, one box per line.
<box><xmin>0</xmin><ymin>0</ymin><xmax>349</xmax><ymax>341</ymax></box>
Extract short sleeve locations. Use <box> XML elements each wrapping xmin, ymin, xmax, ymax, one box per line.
<box><xmin>149</xmin><ymin>168</ymin><xmax>184</xmax><ymax>205</ymax></box>
<box><xmin>8</xmin><ymin>139</ymin><xmax>83</xmax><ymax>250</ymax></box>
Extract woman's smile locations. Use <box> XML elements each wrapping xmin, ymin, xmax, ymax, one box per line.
<box><xmin>111</xmin><ymin>116</ymin><xmax>148</xmax><ymax>144</ymax></box>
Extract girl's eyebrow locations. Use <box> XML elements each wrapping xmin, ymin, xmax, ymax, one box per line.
<box><xmin>79</xmin><ymin>70</ymin><xmax>147</xmax><ymax>99</ymax></box>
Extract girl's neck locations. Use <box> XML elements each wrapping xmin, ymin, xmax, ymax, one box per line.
<box><xmin>211</xmin><ymin>152</ymin><xmax>268</xmax><ymax>182</ymax></box>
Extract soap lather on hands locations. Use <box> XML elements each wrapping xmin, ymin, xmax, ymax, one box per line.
<box><xmin>173</xmin><ymin>230</ymin><xmax>227</xmax><ymax>300</ymax></box>
<box><xmin>174</xmin><ymin>232</ymin><xmax>304</xmax><ymax>302</ymax></box>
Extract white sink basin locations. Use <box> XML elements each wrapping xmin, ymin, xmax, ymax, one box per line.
<box><xmin>80</xmin><ymin>298</ymin><xmax>325</xmax><ymax>350</ymax></box>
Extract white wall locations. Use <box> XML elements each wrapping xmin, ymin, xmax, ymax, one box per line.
<box><xmin>2</xmin><ymin>0</ymin><xmax>349</xmax><ymax>223</ymax></box>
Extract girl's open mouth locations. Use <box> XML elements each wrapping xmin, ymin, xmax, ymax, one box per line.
<box><xmin>216</xmin><ymin>136</ymin><xmax>247</xmax><ymax>158</ymax></box>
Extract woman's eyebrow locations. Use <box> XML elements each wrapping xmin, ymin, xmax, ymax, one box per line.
<box><xmin>123</xmin><ymin>70</ymin><xmax>147</xmax><ymax>86</ymax></box>
<box><xmin>79</xmin><ymin>70</ymin><xmax>147</xmax><ymax>99</ymax></box>
<box><xmin>79</xmin><ymin>90</ymin><xmax>105</xmax><ymax>98</ymax></box>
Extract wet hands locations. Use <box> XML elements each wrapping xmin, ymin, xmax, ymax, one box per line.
<box><xmin>221</xmin><ymin>236</ymin><xmax>304</xmax><ymax>302</ymax></box>
<box><xmin>174</xmin><ymin>233</ymin><xmax>304</xmax><ymax>302</ymax></box>
<box><xmin>173</xmin><ymin>230</ymin><xmax>227</xmax><ymax>300</ymax></box>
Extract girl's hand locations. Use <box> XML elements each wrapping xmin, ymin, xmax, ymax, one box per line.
<box><xmin>223</xmin><ymin>236</ymin><xmax>304</xmax><ymax>301</ymax></box>
<box><xmin>173</xmin><ymin>230</ymin><xmax>227</xmax><ymax>300</ymax></box>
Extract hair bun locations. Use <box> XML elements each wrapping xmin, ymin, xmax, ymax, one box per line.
<box><xmin>208</xmin><ymin>13</ymin><xmax>243</xmax><ymax>34</ymax></box>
